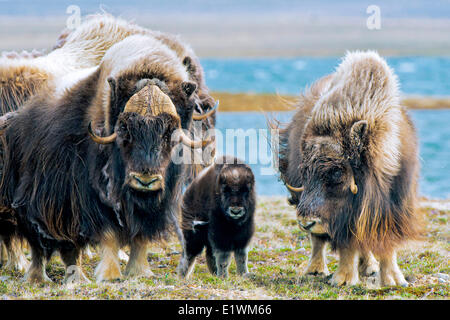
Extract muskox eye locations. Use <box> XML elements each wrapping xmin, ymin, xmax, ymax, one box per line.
<box><xmin>329</xmin><ymin>168</ymin><xmax>344</xmax><ymax>184</ymax></box>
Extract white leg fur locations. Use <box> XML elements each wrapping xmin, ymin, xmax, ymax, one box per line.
<box><xmin>124</xmin><ymin>238</ymin><xmax>154</xmax><ymax>278</ymax></box>
<box><xmin>0</xmin><ymin>241</ymin><xmax>7</xmax><ymax>266</ymax></box>
<box><xmin>4</xmin><ymin>238</ymin><xmax>30</xmax><ymax>272</ymax></box>
<box><xmin>95</xmin><ymin>231</ymin><xmax>122</xmax><ymax>282</ymax></box>
<box><xmin>304</xmin><ymin>235</ymin><xmax>329</xmax><ymax>275</ymax></box>
<box><xmin>330</xmin><ymin>247</ymin><xmax>359</xmax><ymax>286</ymax></box>
<box><xmin>118</xmin><ymin>249</ymin><xmax>129</xmax><ymax>262</ymax></box>
<box><xmin>379</xmin><ymin>250</ymin><xmax>408</xmax><ymax>287</ymax></box>
<box><xmin>359</xmin><ymin>250</ymin><xmax>380</xmax><ymax>277</ymax></box>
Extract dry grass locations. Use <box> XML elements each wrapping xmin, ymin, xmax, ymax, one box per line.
<box><xmin>211</xmin><ymin>92</ymin><xmax>450</xmax><ymax>112</ymax></box>
<box><xmin>0</xmin><ymin>196</ymin><xmax>448</xmax><ymax>300</ymax></box>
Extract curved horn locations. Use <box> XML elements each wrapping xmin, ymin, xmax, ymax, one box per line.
<box><xmin>88</xmin><ymin>122</ymin><xmax>117</xmax><ymax>144</ymax></box>
<box><xmin>192</xmin><ymin>100</ymin><xmax>219</xmax><ymax>121</ymax></box>
<box><xmin>285</xmin><ymin>183</ymin><xmax>304</xmax><ymax>193</ymax></box>
<box><xmin>350</xmin><ymin>176</ymin><xmax>358</xmax><ymax>195</ymax></box>
<box><xmin>179</xmin><ymin>131</ymin><xmax>214</xmax><ymax>149</ymax></box>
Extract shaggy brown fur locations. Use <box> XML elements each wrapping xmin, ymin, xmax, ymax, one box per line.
<box><xmin>0</xmin><ymin>15</ymin><xmax>217</xmax><ymax>273</ymax></box>
<box><xmin>0</xmin><ymin>64</ymin><xmax>51</xmax><ymax>114</ymax></box>
<box><xmin>1</xmin><ymin>14</ymin><xmax>216</xmax><ymax>179</ymax></box>
<box><xmin>0</xmin><ymin>34</ymin><xmax>206</xmax><ymax>283</ymax></box>
<box><xmin>274</xmin><ymin>51</ymin><xmax>422</xmax><ymax>286</ymax></box>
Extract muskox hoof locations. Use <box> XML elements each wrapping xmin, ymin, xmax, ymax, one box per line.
<box><xmin>64</xmin><ymin>265</ymin><xmax>91</xmax><ymax>285</ymax></box>
<box><xmin>304</xmin><ymin>262</ymin><xmax>330</xmax><ymax>276</ymax></box>
<box><xmin>124</xmin><ymin>265</ymin><xmax>155</xmax><ymax>279</ymax></box>
<box><xmin>22</xmin><ymin>269</ymin><xmax>52</xmax><ymax>284</ymax></box>
<box><xmin>4</xmin><ymin>254</ymin><xmax>30</xmax><ymax>273</ymax></box>
<box><xmin>241</xmin><ymin>272</ymin><xmax>256</xmax><ymax>280</ymax></box>
<box><xmin>380</xmin><ymin>270</ymin><xmax>408</xmax><ymax>287</ymax></box>
<box><xmin>359</xmin><ymin>252</ymin><xmax>380</xmax><ymax>277</ymax></box>
<box><xmin>330</xmin><ymin>270</ymin><xmax>359</xmax><ymax>286</ymax></box>
<box><xmin>95</xmin><ymin>260</ymin><xmax>122</xmax><ymax>282</ymax></box>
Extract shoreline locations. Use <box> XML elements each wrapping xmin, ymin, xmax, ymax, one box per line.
<box><xmin>211</xmin><ymin>92</ymin><xmax>450</xmax><ymax>112</ymax></box>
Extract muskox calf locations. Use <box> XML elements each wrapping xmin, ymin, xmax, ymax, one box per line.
<box><xmin>276</xmin><ymin>51</ymin><xmax>422</xmax><ymax>287</ymax></box>
<box><xmin>178</xmin><ymin>156</ymin><xmax>256</xmax><ymax>278</ymax></box>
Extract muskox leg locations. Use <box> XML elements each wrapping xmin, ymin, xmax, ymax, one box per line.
<box><xmin>177</xmin><ymin>230</ymin><xmax>205</xmax><ymax>279</ymax></box>
<box><xmin>23</xmin><ymin>245</ymin><xmax>52</xmax><ymax>283</ymax></box>
<box><xmin>234</xmin><ymin>248</ymin><xmax>249</xmax><ymax>276</ymax></box>
<box><xmin>177</xmin><ymin>251</ymin><xmax>197</xmax><ymax>279</ymax></box>
<box><xmin>330</xmin><ymin>246</ymin><xmax>359</xmax><ymax>286</ymax></box>
<box><xmin>60</xmin><ymin>245</ymin><xmax>90</xmax><ymax>284</ymax></box>
<box><xmin>379</xmin><ymin>250</ymin><xmax>408</xmax><ymax>287</ymax></box>
<box><xmin>0</xmin><ymin>240</ymin><xmax>7</xmax><ymax>267</ymax></box>
<box><xmin>214</xmin><ymin>250</ymin><xmax>232</xmax><ymax>278</ymax></box>
<box><xmin>124</xmin><ymin>237</ymin><xmax>154</xmax><ymax>278</ymax></box>
<box><xmin>3</xmin><ymin>236</ymin><xmax>30</xmax><ymax>272</ymax></box>
<box><xmin>358</xmin><ymin>250</ymin><xmax>379</xmax><ymax>277</ymax></box>
<box><xmin>304</xmin><ymin>234</ymin><xmax>329</xmax><ymax>275</ymax></box>
<box><xmin>205</xmin><ymin>245</ymin><xmax>217</xmax><ymax>275</ymax></box>
<box><xmin>95</xmin><ymin>231</ymin><xmax>122</xmax><ymax>282</ymax></box>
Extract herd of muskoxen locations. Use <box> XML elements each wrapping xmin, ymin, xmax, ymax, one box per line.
<box><xmin>0</xmin><ymin>14</ymin><xmax>422</xmax><ymax>288</ymax></box>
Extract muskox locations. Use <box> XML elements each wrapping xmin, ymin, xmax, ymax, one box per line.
<box><xmin>275</xmin><ymin>51</ymin><xmax>422</xmax><ymax>286</ymax></box>
<box><xmin>177</xmin><ymin>156</ymin><xmax>256</xmax><ymax>279</ymax></box>
<box><xmin>0</xmin><ymin>14</ymin><xmax>217</xmax><ymax>181</ymax></box>
<box><xmin>0</xmin><ymin>14</ymin><xmax>217</xmax><ymax>277</ymax></box>
<box><xmin>0</xmin><ymin>34</ymin><xmax>211</xmax><ymax>283</ymax></box>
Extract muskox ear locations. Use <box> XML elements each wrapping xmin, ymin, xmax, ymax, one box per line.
<box><xmin>183</xmin><ymin>56</ymin><xmax>197</xmax><ymax>76</ymax></box>
<box><xmin>350</xmin><ymin>120</ymin><xmax>368</xmax><ymax>147</ymax></box>
<box><xmin>182</xmin><ymin>56</ymin><xmax>192</xmax><ymax>68</ymax></box>
<box><xmin>107</xmin><ymin>77</ymin><xmax>121</xmax><ymax>131</ymax></box>
<box><xmin>107</xmin><ymin>77</ymin><xmax>117</xmax><ymax>106</ymax></box>
<box><xmin>181</xmin><ymin>81</ymin><xmax>197</xmax><ymax>98</ymax></box>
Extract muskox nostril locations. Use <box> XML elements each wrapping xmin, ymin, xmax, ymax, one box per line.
<box><xmin>129</xmin><ymin>173</ymin><xmax>163</xmax><ymax>191</ymax></box>
<box><xmin>302</xmin><ymin>221</ymin><xmax>316</xmax><ymax>230</ymax></box>
<box><xmin>134</xmin><ymin>175</ymin><xmax>160</xmax><ymax>186</ymax></box>
<box><xmin>228</xmin><ymin>206</ymin><xmax>245</xmax><ymax>217</ymax></box>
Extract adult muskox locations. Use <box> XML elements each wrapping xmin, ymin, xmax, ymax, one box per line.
<box><xmin>0</xmin><ymin>14</ymin><xmax>217</xmax><ymax>275</ymax></box>
<box><xmin>275</xmin><ymin>51</ymin><xmax>422</xmax><ymax>286</ymax></box>
<box><xmin>52</xmin><ymin>14</ymin><xmax>219</xmax><ymax>180</ymax></box>
<box><xmin>0</xmin><ymin>34</ymin><xmax>210</xmax><ymax>283</ymax></box>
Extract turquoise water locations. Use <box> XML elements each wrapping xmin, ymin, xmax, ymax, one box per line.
<box><xmin>201</xmin><ymin>57</ymin><xmax>450</xmax><ymax>199</ymax></box>
<box><xmin>214</xmin><ymin>110</ymin><xmax>450</xmax><ymax>199</ymax></box>
<box><xmin>202</xmin><ymin>57</ymin><xmax>450</xmax><ymax>96</ymax></box>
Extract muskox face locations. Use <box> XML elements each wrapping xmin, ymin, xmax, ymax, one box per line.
<box><xmin>217</xmin><ymin>165</ymin><xmax>255</xmax><ymax>222</ymax></box>
<box><xmin>296</xmin><ymin>122</ymin><xmax>365</xmax><ymax>234</ymax></box>
<box><xmin>89</xmin><ymin>78</ymin><xmax>212</xmax><ymax>196</ymax></box>
<box><xmin>115</xmin><ymin>112</ymin><xmax>178</xmax><ymax>193</ymax></box>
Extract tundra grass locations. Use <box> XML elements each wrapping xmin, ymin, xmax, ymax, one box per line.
<box><xmin>0</xmin><ymin>196</ymin><xmax>448</xmax><ymax>300</ymax></box>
